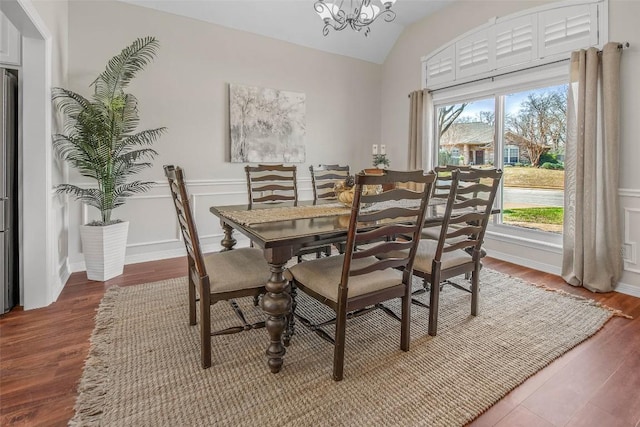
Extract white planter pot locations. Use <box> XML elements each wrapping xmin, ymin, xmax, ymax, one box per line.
<box><xmin>80</xmin><ymin>221</ymin><xmax>129</xmax><ymax>281</ymax></box>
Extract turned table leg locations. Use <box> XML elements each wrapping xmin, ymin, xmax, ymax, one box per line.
<box><xmin>260</xmin><ymin>247</ymin><xmax>293</xmax><ymax>373</ymax></box>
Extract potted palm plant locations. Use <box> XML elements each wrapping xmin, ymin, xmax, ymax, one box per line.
<box><xmin>52</xmin><ymin>36</ymin><xmax>166</xmax><ymax>281</ymax></box>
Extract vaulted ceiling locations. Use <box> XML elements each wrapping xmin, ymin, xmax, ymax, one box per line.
<box><xmin>118</xmin><ymin>1</ymin><xmax>453</xmax><ymax>64</ymax></box>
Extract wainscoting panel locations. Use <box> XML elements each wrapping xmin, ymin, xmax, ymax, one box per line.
<box><xmin>70</xmin><ymin>178</ymin><xmax>313</xmax><ymax>271</ymax></box>
<box><xmin>618</xmin><ymin>189</ymin><xmax>640</xmax><ymax>296</ymax></box>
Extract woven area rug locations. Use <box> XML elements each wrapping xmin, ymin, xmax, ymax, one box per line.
<box><xmin>71</xmin><ymin>269</ymin><xmax>618</xmax><ymax>426</ymax></box>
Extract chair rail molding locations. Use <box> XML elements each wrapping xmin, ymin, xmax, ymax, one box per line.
<box><xmin>68</xmin><ymin>177</ymin><xmax>314</xmax><ymax>273</ymax></box>
<box><xmin>619</xmin><ymin>188</ymin><xmax>640</xmax><ymax>198</ymax></box>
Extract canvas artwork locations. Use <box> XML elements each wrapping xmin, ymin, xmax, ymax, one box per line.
<box><xmin>229</xmin><ymin>83</ymin><xmax>306</xmax><ymax>163</ymax></box>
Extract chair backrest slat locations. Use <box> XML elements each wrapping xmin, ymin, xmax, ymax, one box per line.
<box><xmin>435</xmin><ymin>168</ymin><xmax>502</xmax><ymax>261</ymax></box>
<box><xmin>245</xmin><ymin>164</ymin><xmax>298</xmax><ymax>209</ymax></box>
<box><xmin>164</xmin><ymin>165</ymin><xmax>207</xmax><ymax>277</ymax></box>
<box><xmin>310</xmin><ymin>164</ymin><xmax>350</xmax><ymax>202</ymax></box>
<box><xmin>338</xmin><ymin>170</ymin><xmax>436</xmax><ymax>292</ymax></box>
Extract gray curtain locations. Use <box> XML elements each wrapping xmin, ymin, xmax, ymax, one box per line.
<box><xmin>407</xmin><ymin>89</ymin><xmax>432</xmax><ymax>190</ymax></box>
<box><xmin>562</xmin><ymin>42</ymin><xmax>623</xmax><ymax>292</ymax></box>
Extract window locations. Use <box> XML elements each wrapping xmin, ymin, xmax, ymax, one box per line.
<box><xmin>504</xmin><ymin>145</ymin><xmax>519</xmax><ymax>165</ymax></box>
<box><xmin>433</xmin><ymin>74</ymin><xmax>568</xmax><ymax>236</ymax></box>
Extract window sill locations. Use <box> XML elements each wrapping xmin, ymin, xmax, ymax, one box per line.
<box><xmin>485</xmin><ymin>224</ymin><xmax>562</xmax><ymax>254</ymax></box>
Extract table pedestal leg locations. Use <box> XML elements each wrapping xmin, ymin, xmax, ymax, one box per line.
<box><xmin>260</xmin><ymin>248</ymin><xmax>292</xmax><ymax>373</ymax></box>
<box><xmin>220</xmin><ymin>222</ymin><xmax>237</xmax><ymax>251</ymax></box>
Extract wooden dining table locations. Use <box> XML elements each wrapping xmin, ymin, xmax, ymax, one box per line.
<box><xmin>209</xmin><ymin>199</ymin><xmax>449</xmax><ymax>374</ymax></box>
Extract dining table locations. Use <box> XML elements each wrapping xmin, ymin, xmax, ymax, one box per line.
<box><xmin>209</xmin><ymin>198</ymin><xmax>452</xmax><ymax>374</ymax></box>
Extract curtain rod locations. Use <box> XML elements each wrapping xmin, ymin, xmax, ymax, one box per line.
<box><xmin>408</xmin><ymin>42</ymin><xmax>630</xmax><ymax>97</ymax></box>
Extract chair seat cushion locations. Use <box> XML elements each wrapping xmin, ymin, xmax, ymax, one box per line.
<box><xmin>285</xmin><ymin>254</ymin><xmax>403</xmax><ymax>303</ymax></box>
<box><xmin>379</xmin><ymin>240</ymin><xmax>473</xmax><ymax>275</ymax></box>
<box><xmin>204</xmin><ymin>247</ymin><xmax>270</xmax><ymax>293</ymax></box>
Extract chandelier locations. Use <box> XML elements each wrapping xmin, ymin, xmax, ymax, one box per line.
<box><xmin>314</xmin><ymin>0</ymin><xmax>397</xmax><ymax>37</ymax></box>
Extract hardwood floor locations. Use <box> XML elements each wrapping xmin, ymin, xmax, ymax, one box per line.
<box><xmin>1</xmin><ymin>257</ymin><xmax>639</xmax><ymax>426</ymax></box>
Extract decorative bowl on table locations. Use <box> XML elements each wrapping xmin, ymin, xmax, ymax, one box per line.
<box><xmin>334</xmin><ymin>175</ymin><xmax>382</xmax><ymax>207</ymax></box>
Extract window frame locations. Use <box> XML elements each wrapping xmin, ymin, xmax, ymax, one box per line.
<box><xmin>430</xmin><ymin>62</ymin><xmax>568</xmax><ymax>246</ymax></box>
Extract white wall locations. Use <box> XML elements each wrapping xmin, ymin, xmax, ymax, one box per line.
<box><xmin>30</xmin><ymin>0</ymin><xmax>70</xmax><ymax>303</ymax></box>
<box><xmin>380</xmin><ymin>0</ymin><xmax>640</xmax><ymax>296</ymax></box>
<box><xmin>64</xmin><ymin>0</ymin><xmax>382</xmax><ymax>271</ymax></box>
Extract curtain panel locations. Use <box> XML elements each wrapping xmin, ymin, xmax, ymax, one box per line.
<box><xmin>562</xmin><ymin>42</ymin><xmax>623</xmax><ymax>292</ymax></box>
<box><xmin>407</xmin><ymin>89</ymin><xmax>432</xmax><ymax>190</ymax></box>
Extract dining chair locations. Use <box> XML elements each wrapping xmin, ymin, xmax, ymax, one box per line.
<box><xmin>164</xmin><ymin>165</ymin><xmax>270</xmax><ymax>369</ymax></box>
<box><xmin>285</xmin><ymin>169</ymin><xmax>436</xmax><ymax>381</ymax></box>
<box><xmin>309</xmin><ymin>164</ymin><xmax>350</xmax><ymax>203</ymax></box>
<box><xmin>408</xmin><ymin>168</ymin><xmax>502</xmax><ymax>336</ymax></box>
<box><xmin>245</xmin><ymin>164</ymin><xmax>332</xmax><ymax>262</ymax></box>
<box><xmin>245</xmin><ymin>164</ymin><xmax>298</xmax><ymax>209</ymax></box>
<box><xmin>422</xmin><ymin>164</ymin><xmax>474</xmax><ymax>241</ymax></box>
<box><xmin>310</xmin><ymin>164</ymin><xmax>351</xmax><ymax>255</ymax></box>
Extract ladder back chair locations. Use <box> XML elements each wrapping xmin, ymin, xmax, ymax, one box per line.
<box><xmin>422</xmin><ymin>164</ymin><xmax>475</xmax><ymax>241</ymax></box>
<box><xmin>285</xmin><ymin>169</ymin><xmax>436</xmax><ymax>381</ymax></box>
<box><xmin>244</xmin><ymin>164</ymin><xmax>331</xmax><ymax>262</ymax></box>
<box><xmin>309</xmin><ymin>164</ymin><xmax>350</xmax><ymax>202</ymax></box>
<box><xmin>412</xmin><ymin>168</ymin><xmax>502</xmax><ymax>336</ymax></box>
<box><xmin>310</xmin><ymin>164</ymin><xmax>351</xmax><ymax>255</ymax></box>
<box><xmin>164</xmin><ymin>165</ymin><xmax>270</xmax><ymax>369</ymax></box>
<box><xmin>245</xmin><ymin>164</ymin><xmax>298</xmax><ymax>209</ymax></box>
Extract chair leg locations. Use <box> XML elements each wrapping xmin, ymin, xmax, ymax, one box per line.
<box><xmin>200</xmin><ymin>288</ymin><xmax>212</xmax><ymax>369</ymax></box>
<box><xmin>284</xmin><ymin>283</ymin><xmax>297</xmax><ymax>347</ymax></box>
<box><xmin>400</xmin><ymin>284</ymin><xmax>411</xmax><ymax>351</ymax></box>
<box><xmin>188</xmin><ymin>276</ymin><xmax>197</xmax><ymax>326</ymax></box>
<box><xmin>428</xmin><ymin>264</ymin><xmax>441</xmax><ymax>337</ymax></box>
<box><xmin>333</xmin><ymin>306</ymin><xmax>348</xmax><ymax>381</ymax></box>
<box><xmin>471</xmin><ymin>264</ymin><xmax>480</xmax><ymax>316</ymax></box>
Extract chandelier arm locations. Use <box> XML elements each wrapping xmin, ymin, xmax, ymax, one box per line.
<box><xmin>314</xmin><ymin>1</ymin><xmax>347</xmax><ymax>25</ymax></box>
<box><xmin>353</xmin><ymin>8</ymin><xmax>396</xmax><ymax>28</ymax></box>
<box><xmin>324</xmin><ymin>19</ymin><xmax>349</xmax><ymax>34</ymax></box>
<box><xmin>315</xmin><ymin>0</ymin><xmax>396</xmax><ymax>36</ymax></box>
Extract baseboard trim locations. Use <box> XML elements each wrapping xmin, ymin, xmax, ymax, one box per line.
<box><xmin>490</xmin><ymin>250</ymin><xmax>640</xmax><ymax>298</ymax></box>
<box><xmin>488</xmin><ymin>249</ymin><xmax>562</xmax><ymax>276</ymax></box>
<box><xmin>51</xmin><ymin>260</ymin><xmax>70</xmax><ymax>303</ymax></box>
<box><xmin>614</xmin><ymin>281</ymin><xmax>640</xmax><ymax>298</ymax></box>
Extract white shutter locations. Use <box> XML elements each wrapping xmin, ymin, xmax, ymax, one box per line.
<box><xmin>456</xmin><ymin>28</ymin><xmax>494</xmax><ymax>79</ymax></box>
<box><xmin>0</xmin><ymin>12</ymin><xmax>21</xmax><ymax>66</ymax></box>
<box><xmin>425</xmin><ymin>45</ymin><xmax>455</xmax><ymax>88</ymax></box>
<box><xmin>538</xmin><ymin>3</ymin><xmax>599</xmax><ymax>58</ymax></box>
<box><xmin>422</xmin><ymin>0</ymin><xmax>605</xmax><ymax>90</ymax></box>
<box><xmin>494</xmin><ymin>15</ymin><xmax>537</xmax><ymax>69</ymax></box>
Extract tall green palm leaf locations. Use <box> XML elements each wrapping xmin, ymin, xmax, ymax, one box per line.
<box><xmin>53</xmin><ymin>36</ymin><xmax>166</xmax><ymax>224</ymax></box>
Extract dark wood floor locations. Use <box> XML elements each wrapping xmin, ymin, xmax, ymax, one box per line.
<box><xmin>1</xmin><ymin>257</ymin><xmax>639</xmax><ymax>426</ymax></box>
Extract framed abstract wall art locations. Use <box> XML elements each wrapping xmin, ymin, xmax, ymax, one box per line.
<box><xmin>229</xmin><ymin>83</ymin><xmax>306</xmax><ymax>163</ymax></box>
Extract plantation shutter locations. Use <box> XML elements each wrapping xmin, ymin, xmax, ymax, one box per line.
<box><xmin>422</xmin><ymin>0</ymin><xmax>605</xmax><ymax>90</ymax></box>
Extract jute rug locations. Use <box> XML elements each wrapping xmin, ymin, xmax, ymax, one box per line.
<box><xmin>71</xmin><ymin>269</ymin><xmax>620</xmax><ymax>426</ymax></box>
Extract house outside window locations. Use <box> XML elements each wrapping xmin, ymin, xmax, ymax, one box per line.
<box><xmin>433</xmin><ymin>74</ymin><xmax>568</xmax><ymax>238</ymax></box>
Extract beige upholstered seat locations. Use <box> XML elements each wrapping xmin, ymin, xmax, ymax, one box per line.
<box><xmin>285</xmin><ymin>255</ymin><xmax>402</xmax><ymax>302</ymax></box>
<box><xmin>285</xmin><ymin>169</ymin><xmax>436</xmax><ymax>381</ymax></box>
<box><xmin>383</xmin><ymin>240</ymin><xmax>473</xmax><ymax>274</ymax></box>
<box><xmin>165</xmin><ymin>165</ymin><xmax>270</xmax><ymax>369</ymax></box>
